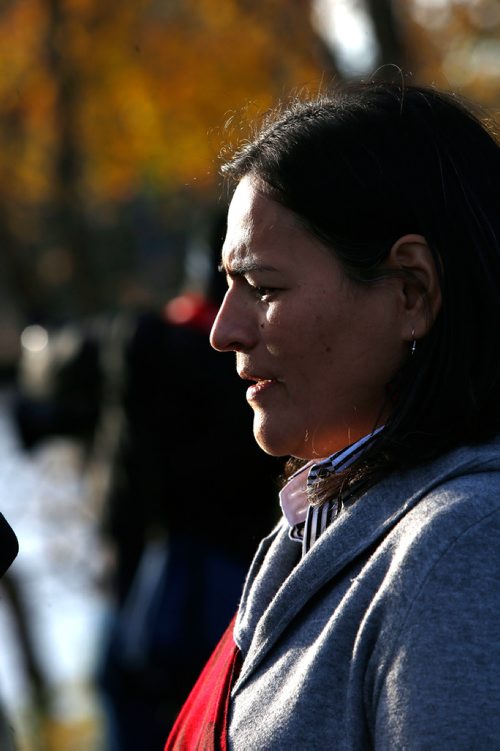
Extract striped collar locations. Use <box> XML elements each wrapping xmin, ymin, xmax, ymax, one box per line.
<box><xmin>279</xmin><ymin>429</ymin><xmax>383</xmax><ymax>556</ymax></box>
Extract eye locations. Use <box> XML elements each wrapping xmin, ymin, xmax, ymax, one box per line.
<box><xmin>253</xmin><ymin>286</ymin><xmax>277</xmax><ymax>301</ymax></box>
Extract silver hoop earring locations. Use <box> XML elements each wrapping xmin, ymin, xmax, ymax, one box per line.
<box><xmin>410</xmin><ymin>329</ymin><xmax>417</xmax><ymax>356</ymax></box>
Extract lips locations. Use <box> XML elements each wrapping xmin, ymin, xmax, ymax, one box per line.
<box><xmin>238</xmin><ymin>370</ymin><xmax>280</xmax><ymax>402</ymax></box>
<box><xmin>238</xmin><ymin>369</ymin><xmax>278</xmax><ymax>384</ymax></box>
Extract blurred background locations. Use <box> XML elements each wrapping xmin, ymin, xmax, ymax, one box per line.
<box><xmin>0</xmin><ymin>0</ymin><xmax>498</xmax><ymax>749</ymax></box>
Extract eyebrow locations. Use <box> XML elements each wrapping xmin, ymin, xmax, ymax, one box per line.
<box><xmin>218</xmin><ymin>261</ymin><xmax>279</xmax><ymax>278</ymax></box>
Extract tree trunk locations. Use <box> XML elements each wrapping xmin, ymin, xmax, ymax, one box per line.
<box><xmin>364</xmin><ymin>0</ymin><xmax>411</xmax><ymax>74</ymax></box>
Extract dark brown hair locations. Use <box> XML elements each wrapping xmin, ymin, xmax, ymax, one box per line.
<box><xmin>221</xmin><ymin>81</ymin><xmax>500</xmax><ymax>504</ymax></box>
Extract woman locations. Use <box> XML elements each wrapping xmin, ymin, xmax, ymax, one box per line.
<box><xmin>166</xmin><ymin>81</ymin><xmax>500</xmax><ymax>749</ymax></box>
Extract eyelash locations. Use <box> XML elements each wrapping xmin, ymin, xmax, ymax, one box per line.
<box><xmin>253</xmin><ymin>286</ymin><xmax>276</xmax><ymax>301</ymax></box>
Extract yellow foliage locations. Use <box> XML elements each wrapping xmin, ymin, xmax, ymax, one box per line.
<box><xmin>0</xmin><ymin>0</ymin><xmax>496</xmax><ymax>211</ymax></box>
<box><xmin>0</xmin><ymin>0</ymin><xmax>327</xmax><ymax>206</ymax></box>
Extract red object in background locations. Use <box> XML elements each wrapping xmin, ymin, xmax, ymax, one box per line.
<box><xmin>164</xmin><ymin>294</ymin><xmax>220</xmax><ymax>336</ymax></box>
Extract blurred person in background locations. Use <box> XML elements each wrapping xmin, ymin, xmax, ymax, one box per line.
<box><xmin>96</xmin><ymin>254</ymin><xmax>281</xmax><ymax>750</ymax></box>
<box><xmin>13</xmin><ymin>219</ymin><xmax>281</xmax><ymax>751</ymax></box>
<box><xmin>165</xmin><ymin>80</ymin><xmax>500</xmax><ymax>749</ymax></box>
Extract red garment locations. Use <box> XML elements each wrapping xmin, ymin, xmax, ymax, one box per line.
<box><xmin>164</xmin><ymin>293</ymin><xmax>219</xmax><ymax>336</ymax></box>
<box><xmin>164</xmin><ymin>614</ymin><xmax>240</xmax><ymax>750</ymax></box>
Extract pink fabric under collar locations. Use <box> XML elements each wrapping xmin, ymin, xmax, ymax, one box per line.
<box><xmin>279</xmin><ymin>429</ymin><xmax>384</xmax><ymax>528</ymax></box>
<box><xmin>279</xmin><ymin>460</ymin><xmax>317</xmax><ymax>527</ymax></box>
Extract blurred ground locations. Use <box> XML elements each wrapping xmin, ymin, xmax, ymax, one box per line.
<box><xmin>0</xmin><ymin>388</ymin><xmax>107</xmax><ymax>751</ymax></box>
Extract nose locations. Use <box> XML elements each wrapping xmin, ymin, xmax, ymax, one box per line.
<box><xmin>210</xmin><ymin>287</ymin><xmax>257</xmax><ymax>353</ymax></box>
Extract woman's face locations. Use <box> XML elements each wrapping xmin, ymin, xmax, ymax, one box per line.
<box><xmin>210</xmin><ymin>176</ymin><xmax>407</xmax><ymax>459</ymax></box>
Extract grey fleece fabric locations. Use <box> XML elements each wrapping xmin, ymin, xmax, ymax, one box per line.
<box><xmin>228</xmin><ymin>438</ymin><xmax>500</xmax><ymax>750</ymax></box>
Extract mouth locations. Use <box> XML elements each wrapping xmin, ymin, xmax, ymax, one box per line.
<box><xmin>239</xmin><ymin>371</ymin><xmax>280</xmax><ymax>402</ymax></box>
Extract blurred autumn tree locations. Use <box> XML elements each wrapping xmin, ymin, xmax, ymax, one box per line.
<box><xmin>314</xmin><ymin>0</ymin><xmax>499</xmax><ymax>101</ymax></box>
<box><xmin>398</xmin><ymin>0</ymin><xmax>499</xmax><ymax>105</ymax></box>
<box><xmin>0</xmin><ymin>0</ymin><xmax>497</xmax><ymax>329</ymax></box>
<box><xmin>0</xmin><ymin>0</ymin><xmax>334</xmax><ymax>324</ymax></box>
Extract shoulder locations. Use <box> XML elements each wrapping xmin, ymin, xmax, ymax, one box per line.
<box><xmin>369</xmin><ymin>453</ymin><xmax>500</xmax><ymax>747</ymax></box>
<box><xmin>369</xmin><ymin>452</ymin><xmax>500</xmax><ymax>641</ymax></box>
<box><xmin>383</xmin><ymin>468</ymin><xmax>500</xmax><ymax>623</ymax></box>
<box><xmin>387</xmin><ymin>455</ymin><xmax>500</xmax><ymax>577</ymax></box>
<box><xmin>367</xmin><ymin>437</ymin><xmax>500</xmax><ymax>561</ymax></box>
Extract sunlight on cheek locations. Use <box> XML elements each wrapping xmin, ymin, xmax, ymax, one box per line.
<box><xmin>266</xmin><ymin>343</ymin><xmax>281</xmax><ymax>356</ymax></box>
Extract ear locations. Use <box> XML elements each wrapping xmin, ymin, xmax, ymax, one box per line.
<box><xmin>386</xmin><ymin>234</ymin><xmax>442</xmax><ymax>341</ymax></box>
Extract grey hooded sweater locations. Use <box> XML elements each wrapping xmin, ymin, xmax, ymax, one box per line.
<box><xmin>228</xmin><ymin>438</ymin><xmax>500</xmax><ymax>750</ymax></box>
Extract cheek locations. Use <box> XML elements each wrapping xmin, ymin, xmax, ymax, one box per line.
<box><xmin>263</xmin><ymin>292</ymin><xmax>345</xmax><ymax>367</ymax></box>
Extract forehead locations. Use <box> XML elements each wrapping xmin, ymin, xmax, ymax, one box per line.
<box><xmin>222</xmin><ymin>176</ymin><xmax>297</xmax><ymax>269</ymax></box>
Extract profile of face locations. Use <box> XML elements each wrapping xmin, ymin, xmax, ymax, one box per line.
<box><xmin>210</xmin><ymin>176</ymin><xmax>434</xmax><ymax>460</ymax></box>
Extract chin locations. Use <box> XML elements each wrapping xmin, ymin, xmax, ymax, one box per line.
<box><xmin>253</xmin><ymin>416</ymin><xmax>306</xmax><ymax>458</ymax></box>
<box><xmin>253</xmin><ymin>413</ymin><xmax>354</xmax><ymax>460</ymax></box>
<box><xmin>253</xmin><ymin>432</ymin><xmax>289</xmax><ymax>457</ymax></box>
